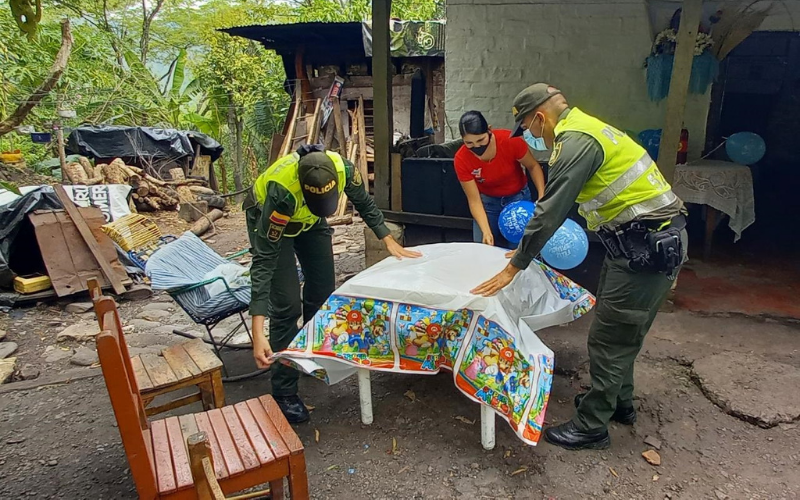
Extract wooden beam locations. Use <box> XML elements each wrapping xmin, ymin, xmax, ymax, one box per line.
<box><xmin>371</xmin><ymin>0</ymin><xmax>393</xmax><ymax>210</ymax></box>
<box><xmin>657</xmin><ymin>0</ymin><xmax>704</xmax><ymax>182</ymax></box>
<box><xmin>356</xmin><ymin>96</ymin><xmax>369</xmax><ymax>193</ymax></box>
<box><xmin>382</xmin><ymin>210</ymin><xmax>473</xmax><ymax>230</ymax></box>
<box><xmin>390</xmin><ymin>153</ymin><xmax>402</xmax><ymax>211</ymax></box>
<box><xmin>53</xmin><ymin>185</ymin><xmax>126</xmax><ymax>294</ymax></box>
<box><xmin>332</xmin><ymin>99</ymin><xmax>346</xmax><ymax>155</ymax></box>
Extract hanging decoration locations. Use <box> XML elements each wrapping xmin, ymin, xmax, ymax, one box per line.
<box><xmin>645</xmin><ymin>27</ymin><xmax>718</xmax><ymax>101</ymax></box>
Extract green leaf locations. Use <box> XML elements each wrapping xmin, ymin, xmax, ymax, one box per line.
<box><xmin>0</xmin><ymin>180</ymin><xmax>21</xmax><ymax>195</ymax></box>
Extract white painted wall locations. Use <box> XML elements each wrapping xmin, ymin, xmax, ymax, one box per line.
<box><xmin>444</xmin><ymin>0</ymin><xmax>800</xmax><ymax>160</ymax></box>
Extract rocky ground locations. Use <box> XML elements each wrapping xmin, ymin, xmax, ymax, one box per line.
<box><xmin>0</xmin><ymin>211</ymin><xmax>799</xmax><ymax>499</ymax></box>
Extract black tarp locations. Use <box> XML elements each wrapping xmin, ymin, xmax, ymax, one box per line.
<box><xmin>0</xmin><ymin>187</ymin><xmax>62</xmax><ymax>288</ymax></box>
<box><xmin>66</xmin><ymin>126</ymin><xmax>224</xmax><ymax>162</ymax></box>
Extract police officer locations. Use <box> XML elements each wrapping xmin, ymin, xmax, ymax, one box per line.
<box><xmin>244</xmin><ymin>145</ymin><xmax>420</xmax><ymax>423</ymax></box>
<box><xmin>472</xmin><ymin>84</ymin><xmax>687</xmax><ymax>450</ymax></box>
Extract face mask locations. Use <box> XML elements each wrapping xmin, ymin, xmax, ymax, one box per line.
<box><xmin>523</xmin><ymin>116</ymin><xmax>547</xmax><ymax>151</ymax></box>
<box><xmin>468</xmin><ymin>132</ymin><xmax>492</xmax><ymax>157</ymax></box>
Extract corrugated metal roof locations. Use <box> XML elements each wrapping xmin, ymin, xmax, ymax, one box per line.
<box><xmin>221</xmin><ymin>22</ymin><xmax>365</xmax><ymax>54</ymax></box>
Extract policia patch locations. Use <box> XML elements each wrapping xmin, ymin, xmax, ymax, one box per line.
<box><xmin>267</xmin><ymin>223</ymin><xmax>284</xmax><ymax>242</ymax></box>
<box><xmin>352</xmin><ymin>166</ymin><xmax>363</xmax><ymax>187</ymax></box>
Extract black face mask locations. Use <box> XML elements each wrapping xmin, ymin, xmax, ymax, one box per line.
<box><xmin>468</xmin><ymin>132</ymin><xmax>492</xmax><ymax>157</ymax></box>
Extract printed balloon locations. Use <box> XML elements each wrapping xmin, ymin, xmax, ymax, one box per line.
<box><xmin>541</xmin><ymin>219</ymin><xmax>589</xmax><ymax>270</ymax></box>
<box><xmin>498</xmin><ymin>201</ymin><xmax>536</xmax><ymax>245</ymax></box>
<box><xmin>726</xmin><ymin>132</ymin><xmax>766</xmax><ymax>165</ymax></box>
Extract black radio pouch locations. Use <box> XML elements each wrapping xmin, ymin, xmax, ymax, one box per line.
<box><xmin>646</xmin><ymin>227</ymin><xmax>683</xmax><ymax>277</ymax></box>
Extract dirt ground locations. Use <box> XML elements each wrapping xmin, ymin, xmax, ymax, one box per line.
<box><xmin>1</xmin><ymin>211</ymin><xmax>799</xmax><ymax>499</ymax></box>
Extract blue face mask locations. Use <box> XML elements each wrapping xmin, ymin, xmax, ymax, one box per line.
<box><xmin>522</xmin><ymin>115</ymin><xmax>548</xmax><ymax>151</ymax></box>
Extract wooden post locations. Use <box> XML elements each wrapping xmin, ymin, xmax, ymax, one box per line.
<box><xmin>356</xmin><ymin>97</ymin><xmax>369</xmax><ymax>193</ymax></box>
<box><xmin>657</xmin><ymin>0</ymin><xmax>704</xmax><ymax>182</ymax></box>
<box><xmin>371</xmin><ymin>0</ymin><xmax>393</xmax><ymax>209</ymax></box>
<box><xmin>358</xmin><ymin>368</ymin><xmax>373</xmax><ymax>425</ymax></box>
<box><xmin>55</xmin><ymin>123</ymin><xmax>67</xmax><ymax>183</ymax></box>
<box><xmin>481</xmin><ymin>404</ymin><xmax>496</xmax><ymax>450</ymax></box>
<box><xmin>332</xmin><ymin>99</ymin><xmax>346</xmax><ymax>155</ymax></box>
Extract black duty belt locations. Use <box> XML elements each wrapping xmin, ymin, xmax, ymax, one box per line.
<box><xmin>596</xmin><ymin>214</ymin><xmax>686</xmax><ymax>279</ymax></box>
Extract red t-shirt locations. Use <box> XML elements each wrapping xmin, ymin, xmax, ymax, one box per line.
<box><xmin>454</xmin><ymin>129</ymin><xmax>529</xmax><ymax>198</ymax></box>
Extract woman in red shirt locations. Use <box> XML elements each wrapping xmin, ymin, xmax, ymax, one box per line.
<box><xmin>455</xmin><ymin>111</ymin><xmax>545</xmax><ymax>248</ymax></box>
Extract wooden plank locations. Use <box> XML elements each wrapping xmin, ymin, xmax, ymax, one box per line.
<box><xmin>356</xmin><ymin>96</ymin><xmax>370</xmax><ymax>193</ymax></box>
<box><xmin>178</xmin><ymin>414</ymin><xmax>201</xmax><ymax>460</ymax></box>
<box><xmin>161</xmin><ymin>343</ymin><xmax>201</xmax><ymax>380</ymax></box>
<box><xmin>207</xmin><ymin>408</ymin><xmax>245</xmax><ymax>477</ymax></box>
<box><xmin>165</xmin><ymin>417</ymin><xmax>194</xmax><ymax>490</ymax></box>
<box><xmin>140</xmin><ymin>353</ymin><xmax>179</xmax><ymax>389</ymax></box>
<box><xmin>130</xmin><ymin>355</ymin><xmax>154</xmax><ymax>392</ymax></box>
<box><xmin>221</xmin><ymin>406</ymin><xmax>260</xmax><ymax>471</ymax></box>
<box><xmin>280</xmin><ymin>88</ymin><xmax>301</xmax><ymax>157</ymax></box>
<box><xmin>259</xmin><ymin>396</ymin><xmax>303</xmax><ymax>455</ymax></box>
<box><xmin>145</xmin><ymin>393</ymin><xmax>202</xmax><ymax>417</ymax></box>
<box><xmin>233</xmin><ymin>401</ymin><xmax>276</xmax><ymax>466</ymax></box>
<box><xmin>182</xmin><ymin>338</ymin><xmax>223</xmax><ymax>372</ymax></box>
<box><xmin>268</xmin><ymin>133</ymin><xmax>285</xmax><ymax>165</ymax></box>
<box><xmin>245</xmin><ymin>398</ymin><xmax>290</xmax><ymax>460</ymax></box>
<box><xmin>143</xmin><ymin>428</ymin><xmax>157</xmax><ymax>481</ymax></box>
<box><xmin>390</xmin><ymin>153</ymin><xmax>402</xmax><ymax>211</ymax></box>
<box><xmin>53</xmin><ymin>185</ymin><xmax>126</xmax><ymax>294</ymax></box>
<box><xmin>371</xmin><ymin>0</ymin><xmax>393</xmax><ymax>210</ymax></box>
<box><xmin>151</xmin><ymin>419</ymin><xmax>178</xmax><ymax>494</ymax></box>
<box><xmin>195</xmin><ymin>412</ymin><xmax>229</xmax><ymax>479</ymax></box>
<box><xmin>656</xmin><ymin>0</ymin><xmax>704</xmax><ymax>181</ymax></box>
<box><xmin>332</xmin><ymin>99</ymin><xmax>347</xmax><ymax>156</ymax></box>
<box><xmin>308</xmin><ymin>98</ymin><xmax>323</xmax><ymax>144</ymax></box>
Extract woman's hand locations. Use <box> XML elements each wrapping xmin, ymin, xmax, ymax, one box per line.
<box><xmin>470</xmin><ymin>263</ymin><xmax>522</xmax><ymax>297</ymax></box>
<box><xmin>383</xmin><ymin>235</ymin><xmax>422</xmax><ymax>259</ymax></box>
<box><xmin>505</xmin><ymin>249</ymin><xmax>516</xmax><ymax>259</ymax></box>
<box><xmin>482</xmin><ymin>231</ymin><xmax>495</xmax><ymax>246</ymax></box>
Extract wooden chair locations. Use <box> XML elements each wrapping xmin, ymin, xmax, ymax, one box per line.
<box><xmin>88</xmin><ymin>278</ymin><xmax>225</xmax><ymax>416</ymax></box>
<box><xmin>94</xmin><ymin>295</ymin><xmax>310</xmax><ymax>499</ymax></box>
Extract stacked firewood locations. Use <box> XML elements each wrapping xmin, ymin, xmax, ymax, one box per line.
<box><xmin>63</xmin><ymin>157</ymin><xmax>207</xmax><ymax>213</ymax></box>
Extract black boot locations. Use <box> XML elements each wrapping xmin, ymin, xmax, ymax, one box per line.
<box><xmin>544</xmin><ymin>421</ymin><xmax>610</xmax><ymax>450</ymax></box>
<box><xmin>273</xmin><ymin>395</ymin><xmax>310</xmax><ymax>424</ymax></box>
<box><xmin>574</xmin><ymin>393</ymin><xmax>637</xmax><ymax>425</ymax></box>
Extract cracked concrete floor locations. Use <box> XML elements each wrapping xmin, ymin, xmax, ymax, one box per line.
<box><xmin>1</xmin><ymin>309</ymin><xmax>798</xmax><ymax>499</ymax></box>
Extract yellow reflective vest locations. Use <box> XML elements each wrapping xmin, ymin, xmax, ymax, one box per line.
<box><xmin>253</xmin><ymin>151</ymin><xmax>347</xmax><ymax>236</ymax></box>
<box><xmin>554</xmin><ymin>108</ymin><xmax>679</xmax><ymax>231</ymax></box>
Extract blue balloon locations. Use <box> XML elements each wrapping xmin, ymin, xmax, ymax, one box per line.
<box><xmin>638</xmin><ymin>129</ymin><xmax>662</xmax><ymax>161</ymax></box>
<box><xmin>498</xmin><ymin>200</ymin><xmax>536</xmax><ymax>245</ymax></box>
<box><xmin>726</xmin><ymin>132</ymin><xmax>765</xmax><ymax>165</ymax></box>
<box><xmin>541</xmin><ymin>219</ymin><xmax>589</xmax><ymax>270</ymax></box>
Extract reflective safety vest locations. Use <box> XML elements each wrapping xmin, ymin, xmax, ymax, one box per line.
<box><xmin>253</xmin><ymin>151</ymin><xmax>347</xmax><ymax>236</ymax></box>
<box><xmin>554</xmin><ymin>108</ymin><xmax>679</xmax><ymax>231</ymax></box>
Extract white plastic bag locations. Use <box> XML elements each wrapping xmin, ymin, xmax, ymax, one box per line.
<box><xmin>203</xmin><ymin>262</ymin><xmax>250</xmax><ymax>297</ymax></box>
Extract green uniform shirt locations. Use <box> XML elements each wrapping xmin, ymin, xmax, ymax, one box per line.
<box><xmin>248</xmin><ymin>159</ymin><xmax>390</xmax><ymax>317</ymax></box>
<box><xmin>511</xmin><ymin>109</ymin><xmax>684</xmax><ymax>270</ymax></box>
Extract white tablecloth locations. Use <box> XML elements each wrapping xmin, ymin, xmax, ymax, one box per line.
<box><xmin>673</xmin><ymin>160</ymin><xmax>755</xmax><ymax>241</ymax></box>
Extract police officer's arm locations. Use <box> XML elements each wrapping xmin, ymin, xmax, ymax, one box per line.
<box><xmin>249</xmin><ymin>182</ymin><xmax>296</xmax><ymax>335</ymax></box>
<box><xmin>342</xmin><ymin>160</ymin><xmax>422</xmax><ymax>258</ymax></box>
<box><xmin>472</xmin><ymin>132</ymin><xmax>603</xmax><ymax>296</ymax></box>
<box><xmin>510</xmin><ymin>132</ymin><xmax>604</xmax><ymax>269</ymax></box>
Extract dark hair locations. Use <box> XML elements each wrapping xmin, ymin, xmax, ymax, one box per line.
<box><xmin>458</xmin><ymin>111</ymin><xmax>489</xmax><ymax>137</ymax></box>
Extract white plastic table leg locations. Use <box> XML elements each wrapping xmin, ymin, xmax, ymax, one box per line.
<box><xmin>358</xmin><ymin>368</ymin><xmax>373</xmax><ymax>425</ymax></box>
<box><xmin>481</xmin><ymin>404</ymin><xmax>496</xmax><ymax>450</ymax></box>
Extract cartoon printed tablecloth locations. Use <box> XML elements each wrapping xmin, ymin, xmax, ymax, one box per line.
<box><xmin>273</xmin><ymin>243</ymin><xmax>595</xmax><ymax>446</ymax></box>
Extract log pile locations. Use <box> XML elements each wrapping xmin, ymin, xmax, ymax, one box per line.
<box><xmin>63</xmin><ymin>156</ymin><xmax>208</xmax><ymax>213</ymax></box>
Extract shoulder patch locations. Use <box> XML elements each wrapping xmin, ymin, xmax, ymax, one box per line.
<box><xmin>269</xmin><ymin>210</ymin><xmax>290</xmax><ymax>226</ymax></box>
<box><xmin>267</xmin><ymin>223</ymin><xmax>284</xmax><ymax>242</ymax></box>
<box><xmin>352</xmin><ymin>166</ymin><xmax>363</xmax><ymax>187</ymax></box>
<box><xmin>549</xmin><ymin>141</ymin><xmax>563</xmax><ymax>165</ymax></box>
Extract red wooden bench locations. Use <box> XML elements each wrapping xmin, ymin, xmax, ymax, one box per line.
<box><xmin>94</xmin><ymin>295</ymin><xmax>309</xmax><ymax>499</ymax></box>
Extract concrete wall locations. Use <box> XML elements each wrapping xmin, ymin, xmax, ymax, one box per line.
<box><xmin>445</xmin><ymin>0</ymin><xmax>800</xmax><ymax>160</ymax></box>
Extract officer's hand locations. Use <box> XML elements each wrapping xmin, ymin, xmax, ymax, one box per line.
<box><xmin>383</xmin><ymin>235</ymin><xmax>422</xmax><ymax>259</ymax></box>
<box><xmin>253</xmin><ymin>339</ymin><xmax>274</xmax><ymax>369</ymax></box>
<box><xmin>482</xmin><ymin>232</ymin><xmax>494</xmax><ymax>246</ymax></box>
<box><xmin>470</xmin><ymin>263</ymin><xmax>522</xmax><ymax>297</ymax></box>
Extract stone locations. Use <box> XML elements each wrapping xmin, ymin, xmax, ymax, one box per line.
<box><xmin>65</xmin><ymin>302</ymin><xmax>94</xmax><ymax>314</ymax></box>
<box><xmin>56</xmin><ymin>322</ymin><xmax>99</xmax><ymax>342</ymax></box>
<box><xmin>122</xmin><ymin>325</ymin><xmax>135</xmax><ymax>334</ymax></box>
<box><xmin>644</xmin><ymin>436</ymin><xmax>662</xmax><ymax>450</ymax></box>
<box><xmin>642</xmin><ymin>450</ymin><xmax>661</xmax><ymax>466</ymax></box>
<box><xmin>0</xmin><ymin>342</ymin><xmax>18</xmax><ymax>359</ymax></box>
<box><xmin>44</xmin><ymin>348</ymin><xmax>73</xmax><ymax>363</ymax></box>
<box><xmin>70</xmin><ymin>346</ymin><xmax>99</xmax><ymax>367</ymax></box>
<box><xmin>692</xmin><ymin>352</ymin><xmax>800</xmax><ymax>428</ymax></box>
<box><xmin>18</xmin><ymin>363</ymin><xmax>39</xmax><ymax>381</ymax></box>
<box><xmin>0</xmin><ymin>357</ymin><xmax>16</xmax><ymax>384</ymax></box>
<box><xmin>0</xmin><ymin>330</ymin><xmax>6</xmax><ymax>341</ymax></box>
<box><xmin>155</xmin><ymin>325</ymin><xmax>192</xmax><ymax>335</ymax></box>
<box><xmin>137</xmin><ymin>309</ymin><xmax>170</xmax><ymax>321</ymax></box>
<box><xmin>128</xmin><ymin>319</ymin><xmax>160</xmax><ymax>330</ymax></box>
<box><xmin>141</xmin><ymin>302</ymin><xmax>174</xmax><ymax>312</ymax></box>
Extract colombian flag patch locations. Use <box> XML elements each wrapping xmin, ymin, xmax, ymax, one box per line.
<box><xmin>269</xmin><ymin>211</ymin><xmax>290</xmax><ymax>226</ymax></box>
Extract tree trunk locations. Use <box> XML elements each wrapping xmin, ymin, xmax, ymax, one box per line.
<box><xmin>190</xmin><ymin>209</ymin><xmax>224</xmax><ymax>236</ymax></box>
<box><xmin>140</xmin><ymin>0</ymin><xmax>165</xmax><ymax>65</ymax></box>
<box><xmin>226</xmin><ymin>94</ymin><xmax>245</xmax><ymax>202</ymax></box>
<box><xmin>0</xmin><ymin>19</ymin><xmax>73</xmax><ymax>136</ymax></box>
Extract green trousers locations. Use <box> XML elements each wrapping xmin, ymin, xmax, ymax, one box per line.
<box><xmin>573</xmin><ymin>231</ymin><xmax>685</xmax><ymax>431</ymax></box>
<box><xmin>246</xmin><ymin>209</ymin><xmax>335</xmax><ymax>397</ymax></box>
